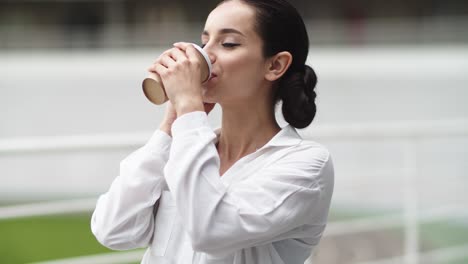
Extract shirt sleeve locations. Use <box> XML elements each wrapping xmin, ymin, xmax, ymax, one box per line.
<box><xmin>91</xmin><ymin>129</ymin><xmax>172</xmax><ymax>250</ymax></box>
<box><xmin>165</xmin><ymin>111</ymin><xmax>334</xmax><ymax>257</ymax></box>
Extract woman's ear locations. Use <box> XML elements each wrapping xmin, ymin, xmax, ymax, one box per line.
<box><xmin>264</xmin><ymin>51</ymin><xmax>293</xmax><ymax>81</ymax></box>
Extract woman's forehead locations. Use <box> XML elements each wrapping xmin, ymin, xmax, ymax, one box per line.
<box><xmin>204</xmin><ymin>1</ymin><xmax>256</xmax><ymax>37</ymax></box>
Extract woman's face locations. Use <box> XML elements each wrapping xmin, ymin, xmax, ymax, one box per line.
<box><xmin>201</xmin><ymin>0</ymin><xmax>269</xmax><ymax>105</ymax></box>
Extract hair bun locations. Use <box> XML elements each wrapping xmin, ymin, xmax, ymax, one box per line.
<box><xmin>277</xmin><ymin>65</ymin><xmax>317</xmax><ymax>129</ymax></box>
<box><xmin>303</xmin><ymin>65</ymin><xmax>317</xmax><ymax>101</ymax></box>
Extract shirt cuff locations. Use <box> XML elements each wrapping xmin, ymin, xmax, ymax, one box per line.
<box><xmin>144</xmin><ymin>129</ymin><xmax>172</xmax><ymax>154</ymax></box>
<box><xmin>171</xmin><ymin>111</ymin><xmax>209</xmax><ymax>137</ymax></box>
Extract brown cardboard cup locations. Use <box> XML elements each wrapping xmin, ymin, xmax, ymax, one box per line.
<box><xmin>142</xmin><ymin>43</ymin><xmax>212</xmax><ymax>105</ymax></box>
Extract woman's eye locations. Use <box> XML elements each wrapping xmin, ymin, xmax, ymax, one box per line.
<box><xmin>200</xmin><ymin>43</ymin><xmax>240</xmax><ymax>49</ymax></box>
<box><xmin>222</xmin><ymin>43</ymin><xmax>240</xmax><ymax>48</ymax></box>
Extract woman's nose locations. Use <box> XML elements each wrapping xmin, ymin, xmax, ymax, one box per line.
<box><xmin>203</xmin><ymin>45</ymin><xmax>216</xmax><ymax>64</ymax></box>
<box><xmin>208</xmin><ymin>53</ymin><xmax>216</xmax><ymax>64</ymax></box>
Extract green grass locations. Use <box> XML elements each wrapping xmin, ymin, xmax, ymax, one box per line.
<box><xmin>421</xmin><ymin>220</ymin><xmax>468</xmax><ymax>248</ymax></box>
<box><xmin>1</xmin><ymin>209</ymin><xmax>467</xmax><ymax>264</ymax></box>
<box><xmin>328</xmin><ymin>206</ymin><xmax>400</xmax><ymax>221</ymax></box>
<box><xmin>420</xmin><ymin>220</ymin><xmax>468</xmax><ymax>264</ymax></box>
<box><xmin>0</xmin><ymin>213</ymin><xmax>118</xmax><ymax>263</ymax></box>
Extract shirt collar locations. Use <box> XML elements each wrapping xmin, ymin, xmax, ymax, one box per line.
<box><xmin>213</xmin><ymin>124</ymin><xmax>302</xmax><ymax>149</ymax></box>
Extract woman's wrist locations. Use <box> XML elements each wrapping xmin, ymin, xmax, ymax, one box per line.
<box><xmin>174</xmin><ymin>96</ymin><xmax>204</xmax><ymax>117</ymax></box>
<box><xmin>158</xmin><ymin>122</ymin><xmax>172</xmax><ymax>137</ymax></box>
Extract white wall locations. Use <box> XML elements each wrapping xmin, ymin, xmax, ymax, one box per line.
<box><xmin>1</xmin><ymin>46</ymin><xmax>467</xmax><ymax>211</ymax></box>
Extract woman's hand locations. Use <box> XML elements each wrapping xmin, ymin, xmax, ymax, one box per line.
<box><xmin>159</xmin><ymin>101</ymin><xmax>216</xmax><ymax>137</ymax></box>
<box><xmin>158</xmin><ymin>101</ymin><xmax>177</xmax><ymax>137</ymax></box>
<box><xmin>158</xmin><ymin>100</ymin><xmax>217</xmax><ymax>137</ymax></box>
<box><xmin>148</xmin><ymin>42</ymin><xmax>205</xmax><ymax>116</ymax></box>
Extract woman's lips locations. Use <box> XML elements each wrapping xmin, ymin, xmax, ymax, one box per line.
<box><xmin>209</xmin><ymin>73</ymin><xmax>218</xmax><ymax>80</ymax></box>
<box><xmin>203</xmin><ymin>73</ymin><xmax>217</xmax><ymax>87</ymax></box>
<box><xmin>206</xmin><ymin>73</ymin><xmax>218</xmax><ymax>83</ymax></box>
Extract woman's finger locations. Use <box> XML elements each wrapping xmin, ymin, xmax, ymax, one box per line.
<box><xmin>169</xmin><ymin>46</ymin><xmax>188</xmax><ymax>62</ymax></box>
<box><xmin>152</xmin><ymin>48</ymin><xmax>178</xmax><ymax>64</ymax></box>
<box><xmin>147</xmin><ymin>62</ymin><xmax>164</xmax><ymax>73</ymax></box>
<box><xmin>172</xmin><ymin>42</ymin><xmax>192</xmax><ymax>51</ymax></box>
<box><xmin>159</xmin><ymin>55</ymin><xmax>177</xmax><ymax>68</ymax></box>
<box><xmin>148</xmin><ymin>51</ymin><xmax>172</xmax><ymax>72</ymax></box>
<box><xmin>184</xmin><ymin>45</ymin><xmax>200</xmax><ymax>63</ymax></box>
<box><xmin>153</xmin><ymin>63</ymin><xmax>168</xmax><ymax>77</ymax></box>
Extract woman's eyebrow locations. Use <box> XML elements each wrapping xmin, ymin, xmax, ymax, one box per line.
<box><xmin>202</xmin><ymin>28</ymin><xmax>246</xmax><ymax>37</ymax></box>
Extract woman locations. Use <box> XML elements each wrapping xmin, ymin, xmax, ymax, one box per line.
<box><xmin>91</xmin><ymin>0</ymin><xmax>334</xmax><ymax>263</ymax></box>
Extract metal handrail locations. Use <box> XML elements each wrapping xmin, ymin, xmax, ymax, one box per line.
<box><xmin>1</xmin><ymin>119</ymin><xmax>467</xmax><ymax>155</ymax></box>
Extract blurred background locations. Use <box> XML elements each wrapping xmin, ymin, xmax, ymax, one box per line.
<box><xmin>1</xmin><ymin>0</ymin><xmax>467</xmax><ymax>263</ymax></box>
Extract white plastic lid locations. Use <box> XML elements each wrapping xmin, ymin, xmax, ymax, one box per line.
<box><xmin>191</xmin><ymin>43</ymin><xmax>212</xmax><ymax>82</ymax></box>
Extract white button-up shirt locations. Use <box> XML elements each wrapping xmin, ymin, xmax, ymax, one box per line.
<box><xmin>91</xmin><ymin>111</ymin><xmax>334</xmax><ymax>264</ymax></box>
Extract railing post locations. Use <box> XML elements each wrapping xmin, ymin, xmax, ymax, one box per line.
<box><xmin>403</xmin><ymin>138</ymin><xmax>419</xmax><ymax>264</ymax></box>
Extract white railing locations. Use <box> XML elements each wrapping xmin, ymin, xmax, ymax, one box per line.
<box><xmin>0</xmin><ymin>199</ymin><xmax>97</xmax><ymax>220</ymax></box>
<box><xmin>1</xmin><ymin>119</ymin><xmax>467</xmax><ymax>155</ymax></box>
<box><xmin>1</xmin><ymin>119</ymin><xmax>468</xmax><ymax>264</ymax></box>
<box><xmin>0</xmin><ymin>132</ymin><xmax>149</xmax><ymax>155</ymax></box>
<box><xmin>29</xmin><ymin>251</ymin><xmax>146</xmax><ymax>264</ymax></box>
<box><xmin>357</xmin><ymin>243</ymin><xmax>468</xmax><ymax>264</ymax></box>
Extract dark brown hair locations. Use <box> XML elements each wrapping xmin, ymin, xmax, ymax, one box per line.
<box><xmin>222</xmin><ymin>0</ymin><xmax>318</xmax><ymax>128</ymax></box>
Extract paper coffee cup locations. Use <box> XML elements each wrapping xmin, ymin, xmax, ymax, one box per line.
<box><xmin>142</xmin><ymin>43</ymin><xmax>212</xmax><ymax>105</ymax></box>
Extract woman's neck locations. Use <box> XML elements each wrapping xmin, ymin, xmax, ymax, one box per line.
<box><xmin>217</xmin><ymin>101</ymin><xmax>280</xmax><ymax>162</ymax></box>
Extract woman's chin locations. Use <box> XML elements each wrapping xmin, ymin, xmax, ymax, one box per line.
<box><xmin>202</xmin><ymin>97</ymin><xmax>217</xmax><ymax>104</ymax></box>
<box><xmin>201</xmin><ymin>90</ymin><xmax>216</xmax><ymax>104</ymax></box>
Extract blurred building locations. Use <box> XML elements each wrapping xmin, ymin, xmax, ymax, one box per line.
<box><xmin>1</xmin><ymin>0</ymin><xmax>468</xmax><ymax>49</ymax></box>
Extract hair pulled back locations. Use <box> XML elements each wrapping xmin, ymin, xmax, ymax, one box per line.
<box><xmin>222</xmin><ymin>0</ymin><xmax>318</xmax><ymax>128</ymax></box>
